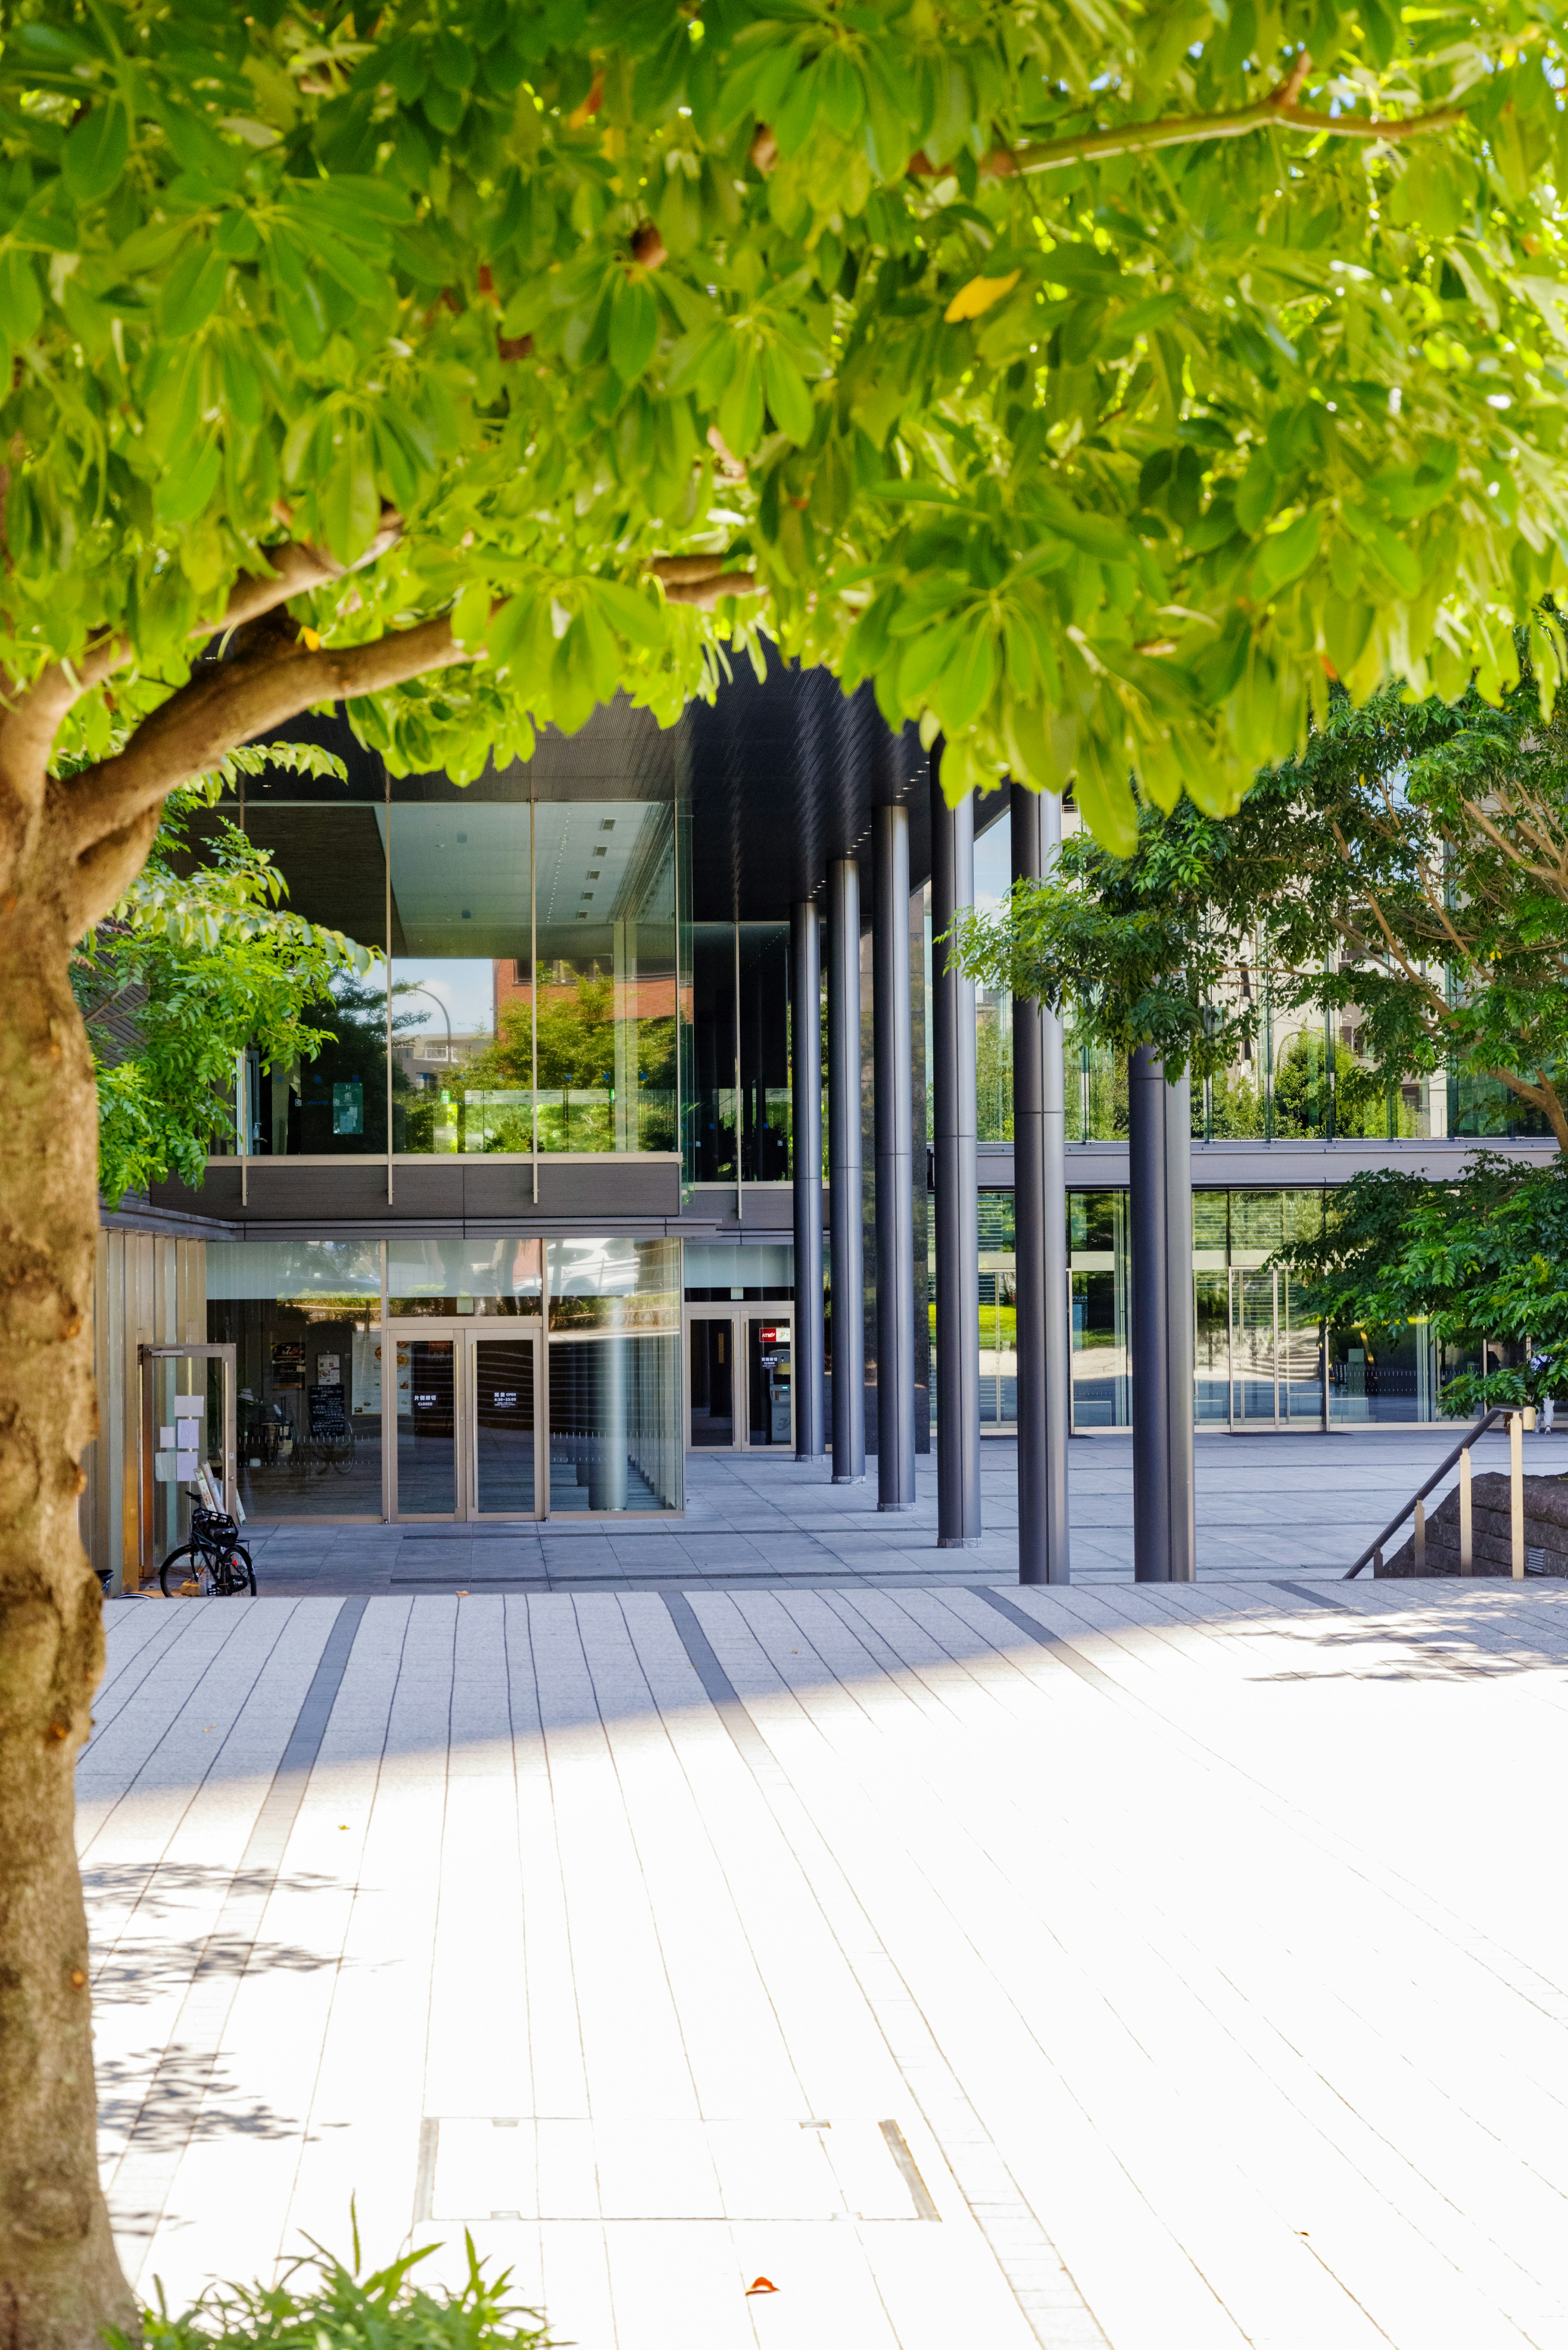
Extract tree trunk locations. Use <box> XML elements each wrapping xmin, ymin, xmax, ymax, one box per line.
<box><xmin>0</xmin><ymin>892</ymin><xmax>137</xmax><ymax>2350</ymax></box>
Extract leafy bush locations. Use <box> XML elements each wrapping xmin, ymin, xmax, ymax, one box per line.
<box><xmin>113</xmin><ymin>2232</ymin><xmax>554</xmax><ymax>2350</ymax></box>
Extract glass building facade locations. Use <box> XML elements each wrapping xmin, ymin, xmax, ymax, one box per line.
<box><xmin>213</xmin><ymin>747</ymin><xmax>685</xmax><ymax>1169</ymax></box>
<box><xmin>83</xmin><ymin>677</ymin><xmax>1547</xmax><ymax>1584</ymax></box>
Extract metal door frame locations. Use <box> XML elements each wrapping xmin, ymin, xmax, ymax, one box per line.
<box><xmin>390</xmin><ymin>1318</ymin><xmax>545</xmax><ymax>1522</ymax></box>
<box><xmin>138</xmin><ymin>1342</ymin><xmax>237</xmax><ymax>1589</ymax></box>
<box><xmin>684</xmin><ymin>1306</ymin><xmax>794</xmax><ymax>1451</ymax></box>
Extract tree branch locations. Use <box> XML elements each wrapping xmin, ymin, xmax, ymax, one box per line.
<box><xmin>53</xmin><ymin>612</ymin><xmax>466</xmax><ymax>930</ymax></box>
<box><xmin>922</xmin><ymin>65</ymin><xmax>1466</xmax><ymax>180</ymax></box>
<box><xmin>0</xmin><ymin>513</ymin><xmax>404</xmax><ymax>897</ymax></box>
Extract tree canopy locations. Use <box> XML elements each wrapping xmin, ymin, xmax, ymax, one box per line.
<box><xmin>951</xmin><ymin>675</ymin><xmax>1568</xmax><ymax>1148</ymax></box>
<box><xmin>3</xmin><ymin>0</ymin><xmax>1568</xmax><ymax>881</ymax></box>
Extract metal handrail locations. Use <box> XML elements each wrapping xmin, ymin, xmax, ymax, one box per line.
<box><xmin>1344</xmin><ymin>1407</ymin><xmax>1508</xmax><ymax>1578</ymax></box>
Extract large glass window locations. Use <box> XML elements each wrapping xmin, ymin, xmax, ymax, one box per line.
<box><xmin>207</xmin><ymin>1240</ymin><xmax>384</xmax><ymax>1517</ymax></box>
<box><xmin>388</xmin><ymin>1237</ymin><xmax>543</xmax><ymax>1316</ymax></box>
<box><xmin>204</xmin><ymin>741</ymin><xmax>683</xmax><ymax>1166</ymax></box>
<box><xmin>738</xmin><ymin>923</ymin><xmax>791</xmax><ymax>1180</ymax></box>
<box><xmin>203</xmin><ymin>800</ymin><xmax>389</xmax><ymax>1157</ymax></box>
<box><xmin>547</xmin><ymin>1238</ymin><xmax>682</xmax><ymax>1512</ymax></box>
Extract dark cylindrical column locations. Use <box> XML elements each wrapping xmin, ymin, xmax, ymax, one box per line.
<box><xmin>1129</xmin><ymin>1048</ymin><xmax>1195</xmax><ymax>1580</ymax></box>
<box><xmin>1012</xmin><ymin>785</ymin><xmax>1071</xmax><ymax>1583</ymax></box>
<box><xmin>1163</xmin><ymin>1062</ymin><xmax>1196</xmax><ymax>1581</ymax></box>
<box><xmin>873</xmin><ymin>805</ymin><xmax>916</xmax><ymax>1510</ymax></box>
<box><xmin>791</xmin><ymin>901</ymin><xmax>825</xmax><ymax>1460</ymax></box>
<box><xmin>932</xmin><ymin>767</ymin><xmax>981</xmax><ymax>1547</ymax></box>
<box><xmin>828</xmin><ymin>856</ymin><xmax>865</xmax><ymax>1484</ymax></box>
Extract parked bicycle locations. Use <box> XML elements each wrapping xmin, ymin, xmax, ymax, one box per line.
<box><xmin>158</xmin><ymin>1505</ymin><xmax>256</xmax><ymax>1598</ymax></box>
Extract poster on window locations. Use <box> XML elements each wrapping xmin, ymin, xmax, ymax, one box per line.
<box><xmin>352</xmin><ymin>1330</ymin><xmax>413</xmax><ymax>1417</ymax></box>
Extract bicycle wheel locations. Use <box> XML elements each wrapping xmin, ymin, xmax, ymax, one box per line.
<box><xmin>158</xmin><ymin>1544</ymin><xmax>205</xmax><ymax>1598</ymax></box>
<box><xmin>213</xmin><ymin>1547</ymin><xmax>256</xmax><ymax>1597</ymax></box>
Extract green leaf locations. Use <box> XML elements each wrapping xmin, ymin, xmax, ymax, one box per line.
<box><xmin>1342</xmin><ymin>504</ymin><xmax>1422</xmax><ymax>599</ymax></box>
<box><xmin>318</xmin><ymin>415</ymin><xmax>380</xmax><ymax>564</ymax></box>
<box><xmin>0</xmin><ymin>250</ymin><xmax>44</xmax><ymax>345</ymax></box>
<box><xmin>593</xmin><ymin>579</ymin><xmax>667</xmax><ymax>649</ymax></box>
<box><xmin>934</xmin><ymin>624</ymin><xmax>996</xmax><ymax>732</ymax></box>
<box><xmin>761</xmin><ymin>342</ymin><xmax>815</xmax><ymax>444</ymax></box>
<box><xmin>451</xmin><ymin>579</ymin><xmax>492</xmax><ymax>648</ymax></box>
<box><xmin>157</xmin><ymin>436</ymin><xmax>222</xmax><ymax>526</ymax></box>
<box><xmin>609</xmin><ymin>274</ymin><xmax>658</xmax><ymax>383</ymax></box>
<box><xmin>62</xmin><ymin>100</ymin><xmax>129</xmax><ymax>207</ymax></box>
<box><xmin>489</xmin><ymin>592</ymin><xmax>554</xmax><ymax>681</ymax></box>
<box><xmin>1251</xmin><ymin>508</ymin><xmax>1323</xmax><ymax>600</ymax></box>
<box><xmin>157</xmin><ymin>242</ymin><xmax>229</xmax><ymax>339</ymax></box>
<box><xmin>1073</xmin><ymin>743</ymin><xmax>1140</xmax><ymax>858</ymax></box>
<box><xmin>718</xmin><ymin>339</ymin><xmax>764</xmax><ymax>458</ymax></box>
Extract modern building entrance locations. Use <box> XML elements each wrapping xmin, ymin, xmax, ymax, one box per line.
<box><xmin>686</xmin><ymin>1307</ymin><xmax>794</xmax><ymax>1451</ymax></box>
<box><xmin>1194</xmin><ymin>1265</ymin><xmax>1325</xmax><ymax>1428</ymax></box>
<box><xmin>393</xmin><ymin>1322</ymin><xmax>543</xmax><ymax>1521</ymax></box>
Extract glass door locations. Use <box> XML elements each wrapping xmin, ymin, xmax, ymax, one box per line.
<box><xmin>138</xmin><ymin>1343</ymin><xmax>238</xmax><ymax>1588</ymax></box>
<box><xmin>1230</xmin><ymin>1266</ymin><xmax>1279</xmax><ymax>1424</ymax></box>
<box><xmin>469</xmin><ymin>1330</ymin><xmax>542</xmax><ymax>1516</ymax></box>
<box><xmin>397</xmin><ymin>1329</ymin><xmax>459</xmax><ymax>1517</ymax></box>
<box><xmin>392</xmin><ymin>1321</ymin><xmax>546</xmax><ymax>1520</ymax></box>
<box><xmin>688</xmin><ymin>1311</ymin><xmax>737</xmax><ymax>1447</ymax></box>
<box><xmin>746</xmin><ymin>1316</ymin><xmax>793</xmax><ymax>1448</ymax></box>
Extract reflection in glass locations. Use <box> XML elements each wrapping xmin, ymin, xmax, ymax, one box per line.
<box><xmin>689</xmin><ymin>1319</ymin><xmax>735</xmax><ymax>1446</ymax></box>
<box><xmin>473</xmin><ymin>1338</ymin><xmax>537</xmax><ymax>1514</ymax></box>
<box><xmin>400</xmin><ymin>1337</ymin><xmax>456</xmax><ymax>1513</ymax></box>
<box><xmin>197</xmin><ymin>799</ymin><xmax>387</xmax><ymax>1158</ymax></box>
<box><xmin>547</xmin><ymin>1237</ymin><xmax>681</xmax><ymax>1509</ymax></box>
<box><xmin>738</xmin><ymin>924</ymin><xmax>791</xmax><ymax>1180</ymax></box>
<box><xmin>688</xmin><ymin>923</ymin><xmax>737</xmax><ymax>1181</ymax></box>
<box><xmin>388</xmin><ymin>1236</ymin><xmax>542</xmax><ymax>1316</ymax></box>
<box><xmin>528</xmin><ymin>800</ymin><xmax>677</xmax><ymax>1153</ymax></box>
<box><xmin>748</xmin><ymin>1317</ymin><xmax>793</xmax><ymax>1445</ymax></box>
<box><xmin>206</xmin><ymin>1240</ymin><xmax>383</xmax><ymax>1518</ymax></box>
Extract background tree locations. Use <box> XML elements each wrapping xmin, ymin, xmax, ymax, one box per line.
<box><xmin>77</xmin><ymin>750</ymin><xmax>375</xmax><ymax>1203</ymax></box>
<box><xmin>952</xmin><ymin>676</ymin><xmax>1568</xmax><ymax>1150</ymax></box>
<box><xmin>1279</xmin><ymin>1155</ymin><xmax>1568</xmax><ymax>1416</ymax></box>
<box><xmin>3</xmin><ymin>0</ymin><xmax>1568</xmax><ymax>2341</ymax></box>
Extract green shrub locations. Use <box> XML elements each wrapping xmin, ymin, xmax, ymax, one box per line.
<box><xmin>113</xmin><ymin>2232</ymin><xmax>554</xmax><ymax>2350</ymax></box>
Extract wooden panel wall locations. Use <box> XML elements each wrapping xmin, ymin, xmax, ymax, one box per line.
<box><xmin>79</xmin><ymin>1232</ymin><xmax>207</xmax><ymax>1592</ymax></box>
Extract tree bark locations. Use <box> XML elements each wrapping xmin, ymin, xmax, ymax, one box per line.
<box><xmin>0</xmin><ymin>876</ymin><xmax>138</xmax><ymax>2350</ymax></box>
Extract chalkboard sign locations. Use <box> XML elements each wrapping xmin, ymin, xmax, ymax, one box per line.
<box><xmin>308</xmin><ymin>1382</ymin><xmax>347</xmax><ymax>1439</ymax></box>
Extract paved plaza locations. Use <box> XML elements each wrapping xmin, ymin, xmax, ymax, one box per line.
<box><xmin>236</xmin><ymin>1425</ymin><xmax>1568</xmax><ymax>1593</ymax></box>
<box><xmin>85</xmin><ymin>1573</ymin><xmax>1568</xmax><ymax>2348</ymax></box>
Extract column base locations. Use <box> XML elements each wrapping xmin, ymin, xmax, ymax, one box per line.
<box><xmin>831</xmin><ymin>1473</ymin><xmax>864</xmax><ymax>1486</ymax></box>
<box><xmin>938</xmin><ymin>1534</ymin><xmax>982</xmax><ymax>1549</ymax></box>
<box><xmin>878</xmin><ymin>1501</ymin><xmax>917</xmax><ymax>1514</ymax></box>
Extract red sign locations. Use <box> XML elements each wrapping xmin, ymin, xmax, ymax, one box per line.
<box><xmin>759</xmin><ymin>1325</ymin><xmax>781</xmax><ymax>1344</ymax></box>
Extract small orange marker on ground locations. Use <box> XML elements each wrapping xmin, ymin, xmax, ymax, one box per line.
<box><xmin>744</xmin><ymin>2279</ymin><xmax>778</xmax><ymax>2296</ymax></box>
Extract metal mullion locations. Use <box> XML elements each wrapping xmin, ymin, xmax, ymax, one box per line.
<box><xmin>381</xmin><ymin>1240</ymin><xmax>394</xmax><ymax>1523</ymax></box>
<box><xmin>385</xmin><ymin>776</ymin><xmax>394</xmax><ymax>1204</ymax></box>
<box><xmin>530</xmin><ymin>784</ymin><xmax>538</xmax><ymax>1205</ymax></box>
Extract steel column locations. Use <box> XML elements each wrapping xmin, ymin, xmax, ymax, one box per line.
<box><xmin>873</xmin><ymin>806</ymin><xmax>916</xmax><ymax>1509</ymax></box>
<box><xmin>931</xmin><ymin>769</ymin><xmax>981</xmax><ymax>1547</ymax></box>
<box><xmin>791</xmin><ymin>901</ymin><xmax>826</xmax><ymax>1459</ymax></box>
<box><xmin>1129</xmin><ymin>1047</ymin><xmax>1195</xmax><ymax>1580</ymax></box>
<box><xmin>827</xmin><ymin>857</ymin><xmax>865</xmax><ymax>1483</ymax></box>
<box><xmin>1012</xmin><ymin>785</ymin><xmax>1071</xmax><ymax>1583</ymax></box>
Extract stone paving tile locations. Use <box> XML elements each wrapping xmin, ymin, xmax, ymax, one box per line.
<box><xmin>106</xmin><ymin>1582</ymin><xmax>1568</xmax><ymax>2343</ymax></box>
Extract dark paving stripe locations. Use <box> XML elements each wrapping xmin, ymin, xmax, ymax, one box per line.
<box><xmin>968</xmin><ymin>1586</ymin><xmax>1129</xmax><ymax>1698</ymax></box>
<box><xmin>1271</xmin><ymin>1578</ymin><xmax>1358</xmax><ymax>1613</ymax></box>
<box><xmin>232</xmin><ymin>1595</ymin><xmax>370</xmax><ymax>1879</ymax></box>
<box><xmin>658</xmin><ymin>1589</ymin><xmax>1107</xmax><ymax>2346</ymax></box>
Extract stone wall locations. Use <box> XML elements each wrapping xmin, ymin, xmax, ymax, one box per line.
<box><xmin>1379</xmin><ymin>1471</ymin><xmax>1568</xmax><ymax>1576</ymax></box>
